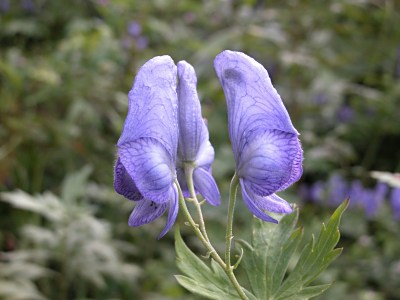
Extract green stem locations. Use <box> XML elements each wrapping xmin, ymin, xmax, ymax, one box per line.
<box><xmin>224</xmin><ymin>173</ymin><xmax>249</xmax><ymax>300</ymax></box>
<box><xmin>225</xmin><ymin>172</ymin><xmax>240</xmax><ymax>267</ymax></box>
<box><xmin>184</xmin><ymin>164</ymin><xmax>210</xmax><ymax>242</ymax></box>
<box><xmin>175</xmin><ymin>178</ymin><xmax>248</xmax><ymax>300</ymax></box>
<box><xmin>175</xmin><ymin>179</ymin><xmax>225</xmax><ymax>267</ymax></box>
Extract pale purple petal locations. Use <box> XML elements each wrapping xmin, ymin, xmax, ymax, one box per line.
<box><xmin>193</xmin><ymin>167</ymin><xmax>221</xmax><ymax>206</ymax></box>
<box><xmin>176</xmin><ymin>167</ymin><xmax>190</xmax><ymax>198</ymax></box>
<box><xmin>238</xmin><ymin>129</ymin><xmax>300</xmax><ymax>196</ymax></box>
<box><xmin>277</xmin><ymin>144</ymin><xmax>303</xmax><ymax>192</ymax></box>
<box><xmin>118</xmin><ymin>138</ymin><xmax>175</xmax><ymax>203</ymax></box>
<box><xmin>195</xmin><ymin>140</ymin><xmax>215</xmax><ymax>168</ymax></box>
<box><xmin>114</xmin><ymin>158</ymin><xmax>143</xmax><ymax>201</ymax></box>
<box><xmin>214</xmin><ymin>50</ymin><xmax>298</xmax><ymax>161</ymax></box>
<box><xmin>158</xmin><ymin>184</ymin><xmax>179</xmax><ymax>239</ymax></box>
<box><xmin>252</xmin><ymin>193</ymin><xmax>293</xmax><ymax>214</ymax></box>
<box><xmin>128</xmin><ymin>199</ymin><xmax>168</xmax><ymax>227</ymax></box>
<box><xmin>177</xmin><ymin>60</ymin><xmax>210</xmax><ymax>163</ymax></box>
<box><xmin>117</xmin><ymin>56</ymin><xmax>178</xmax><ymax>157</ymax></box>
<box><xmin>176</xmin><ymin>60</ymin><xmax>220</xmax><ymax>203</ymax></box>
<box><xmin>240</xmin><ymin>179</ymin><xmax>278</xmax><ymax>223</ymax></box>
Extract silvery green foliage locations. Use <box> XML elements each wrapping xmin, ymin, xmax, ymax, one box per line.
<box><xmin>0</xmin><ymin>250</ymin><xmax>48</xmax><ymax>300</ymax></box>
<box><xmin>0</xmin><ymin>167</ymin><xmax>140</xmax><ymax>298</ymax></box>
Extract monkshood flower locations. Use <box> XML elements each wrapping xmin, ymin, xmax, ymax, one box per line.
<box><xmin>214</xmin><ymin>50</ymin><xmax>303</xmax><ymax>223</ymax></box>
<box><xmin>114</xmin><ymin>56</ymin><xmax>179</xmax><ymax>238</ymax></box>
<box><xmin>176</xmin><ymin>61</ymin><xmax>220</xmax><ymax>206</ymax></box>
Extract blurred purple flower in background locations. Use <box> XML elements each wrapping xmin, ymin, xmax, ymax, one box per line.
<box><xmin>328</xmin><ymin>174</ymin><xmax>349</xmax><ymax>206</ymax></box>
<box><xmin>337</xmin><ymin>105</ymin><xmax>354</xmax><ymax>123</ymax></box>
<box><xmin>176</xmin><ymin>61</ymin><xmax>220</xmax><ymax>206</ymax></box>
<box><xmin>214</xmin><ymin>50</ymin><xmax>303</xmax><ymax>223</ymax></box>
<box><xmin>184</xmin><ymin>12</ymin><xmax>196</xmax><ymax>24</ymax></box>
<box><xmin>390</xmin><ymin>188</ymin><xmax>400</xmax><ymax>220</ymax></box>
<box><xmin>309</xmin><ymin>181</ymin><xmax>325</xmax><ymax>203</ymax></box>
<box><xmin>114</xmin><ymin>56</ymin><xmax>179</xmax><ymax>238</ymax></box>
<box><xmin>314</xmin><ymin>94</ymin><xmax>328</xmax><ymax>105</ymax></box>
<box><xmin>363</xmin><ymin>183</ymin><xmax>387</xmax><ymax>219</ymax></box>
<box><xmin>96</xmin><ymin>0</ymin><xmax>109</xmax><ymax>6</ymax></box>
<box><xmin>127</xmin><ymin>21</ymin><xmax>142</xmax><ymax>37</ymax></box>
<box><xmin>301</xmin><ymin>173</ymin><xmax>398</xmax><ymax>220</ymax></box>
<box><xmin>0</xmin><ymin>0</ymin><xmax>9</xmax><ymax>12</ymax></box>
<box><xmin>135</xmin><ymin>36</ymin><xmax>149</xmax><ymax>51</ymax></box>
<box><xmin>124</xmin><ymin>21</ymin><xmax>148</xmax><ymax>51</ymax></box>
<box><xmin>348</xmin><ymin>180</ymin><xmax>364</xmax><ymax>208</ymax></box>
<box><xmin>21</xmin><ymin>0</ymin><xmax>34</xmax><ymax>12</ymax></box>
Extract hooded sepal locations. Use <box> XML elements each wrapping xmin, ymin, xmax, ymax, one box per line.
<box><xmin>118</xmin><ymin>137</ymin><xmax>175</xmax><ymax>204</ymax></box>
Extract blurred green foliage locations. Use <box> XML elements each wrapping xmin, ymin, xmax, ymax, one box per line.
<box><xmin>1</xmin><ymin>0</ymin><xmax>400</xmax><ymax>299</ymax></box>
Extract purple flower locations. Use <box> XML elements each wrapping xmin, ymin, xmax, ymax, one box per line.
<box><xmin>309</xmin><ymin>181</ymin><xmax>325</xmax><ymax>203</ymax></box>
<box><xmin>135</xmin><ymin>36</ymin><xmax>149</xmax><ymax>51</ymax></box>
<box><xmin>314</xmin><ymin>93</ymin><xmax>327</xmax><ymax>105</ymax></box>
<box><xmin>337</xmin><ymin>105</ymin><xmax>354</xmax><ymax>123</ymax></box>
<box><xmin>21</xmin><ymin>0</ymin><xmax>34</xmax><ymax>12</ymax></box>
<box><xmin>214</xmin><ymin>50</ymin><xmax>303</xmax><ymax>223</ymax></box>
<box><xmin>0</xmin><ymin>0</ymin><xmax>10</xmax><ymax>12</ymax></box>
<box><xmin>328</xmin><ymin>174</ymin><xmax>349</xmax><ymax>206</ymax></box>
<box><xmin>362</xmin><ymin>190</ymin><xmax>378</xmax><ymax>219</ymax></box>
<box><xmin>348</xmin><ymin>180</ymin><xmax>363</xmax><ymax>208</ymax></box>
<box><xmin>390</xmin><ymin>188</ymin><xmax>400</xmax><ymax>220</ymax></box>
<box><xmin>127</xmin><ymin>21</ymin><xmax>142</xmax><ymax>37</ymax></box>
<box><xmin>176</xmin><ymin>61</ymin><xmax>220</xmax><ymax>206</ymax></box>
<box><xmin>114</xmin><ymin>56</ymin><xmax>179</xmax><ymax>238</ymax></box>
<box><xmin>96</xmin><ymin>0</ymin><xmax>109</xmax><ymax>5</ymax></box>
<box><xmin>349</xmin><ymin>181</ymin><xmax>387</xmax><ymax>218</ymax></box>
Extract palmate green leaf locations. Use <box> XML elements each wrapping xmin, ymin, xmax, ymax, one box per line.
<box><xmin>240</xmin><ymin>200</ymin><xmax>348</xmax><ymax>300</ymax></box>
<box><xmin>238</xmin><ymin>207</ymin><xmax>302</xmax><ymax>299</ymax></box>
<box><xmin>175</xmin><ymin>229</ymin><xmax>256</xmax><ymax>300</ymax></box>
<box><xmin>274</xmin><ymin>199</ymin><xmax>349</xmax><ymax>299</ymax></box>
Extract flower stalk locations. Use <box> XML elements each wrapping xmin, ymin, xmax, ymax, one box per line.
<box><xmin>176</xmin><ymin>177</ymin><xmax>248</xmax><ymax>300</ymax></box>
<box><xmin>184</xmin><ymin>163</ymin><xmax>210</xmax><ymax>242</ymax></box>
<box><xmin>225</xmin><ymin>172</ymin><xmax>239</xmax><ymax>267</ymax></box>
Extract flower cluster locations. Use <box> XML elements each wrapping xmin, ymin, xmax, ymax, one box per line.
<box><xmin>301</xmin><ymin>173</ymin><xmax>400</xmax><ymax>220</ymax></box>
<box><xmin>113</xmin><ymin>56</ymin><xmax>220</xmax><ymax>238</ymax></box>
<box><xmin>114</xmin><ymin>51</ymin><xmax>303</xmax><ymax>236</ymax></box>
